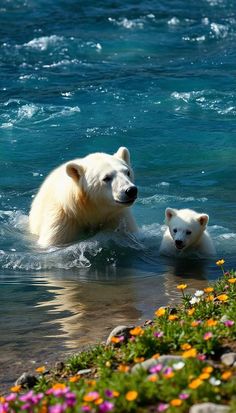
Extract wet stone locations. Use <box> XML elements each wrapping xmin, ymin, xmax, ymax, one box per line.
<box><xmin>220</xmin><ymin>352</ymin><xmax>236</xmax><ymax>367</ymax></box>
<box><xmin>189</xmin><ymin>403</ymin><xmax>229</xmax><ymax>413</ymax></box>
<box><xmin>77</xmin><ymin>368</ymin><xmax>92</xmax><ymax>375</ymax></box>
<box><xmin>131</xmin><ymin>355</ymin><xmax>183</xmax><ymax>373</ymax></box>
<box><xmin>106</xmin><ymin>325</ymin><xmax>134</xmax><ymax>345</ymax></box>
<box><xmin>15</xmin><ymin>372</ymin><xmax>38</xmax><ymax>389</ymax></box>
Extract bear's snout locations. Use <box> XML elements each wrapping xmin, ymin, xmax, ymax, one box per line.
<box><xmin>125</xmin><ymin>186</ymin><xmax>138</xmax><ymax>200</ymax></box>
<box><xmin>175</xmin><ymin>239</ymin><xmax>184</xmax><ymax>250</ymax></box>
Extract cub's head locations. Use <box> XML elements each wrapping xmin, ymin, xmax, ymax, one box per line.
<box><xmin>165</xmin><ymin>208</ymin><xmax>209</xmax><ymax>251</ymax></box>
<box><xmin>66</xmin><ymin>147</ymin><xmax>137</xmax><ymax>209</ymax></box>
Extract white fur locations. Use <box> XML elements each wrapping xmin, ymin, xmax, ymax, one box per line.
<box><xmin>160</xmin><ymin>208</ymin><xmax>215</xmax><ymax>257</ymax></box>
<box><xmin>29</xmin><ymin>147</ymin><xmax>138</xmax><ymax>247</ymax></box>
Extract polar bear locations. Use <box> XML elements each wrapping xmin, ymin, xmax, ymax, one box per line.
<box><xmin>159</xmin><ymin>208</ymin><xmax>215</xmax><ymax>257</ymax></box>
<box><xmin>29</xmin><ymin>147</ymin><xmax>138</xmax><ymax>247</ymax></box>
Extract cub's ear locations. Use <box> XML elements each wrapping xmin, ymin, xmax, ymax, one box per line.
<box><xmin>165</xmin><ymin>208</ymin><xmax>177</xmax><ymax>222</ymax></box>
<box><xmin>66</xmin><ymin>162</ymin><xmax>84</xmax><ymax>182</ymax></box>
<box><xmin>198</xmin><ymin>214</ymin><xmax>209</xmax><ymax>227</ymax></box>
<box><xmin>114</xmin><ymin>147</ymin><xmax>130</xmax><ymax>165</ymax></box>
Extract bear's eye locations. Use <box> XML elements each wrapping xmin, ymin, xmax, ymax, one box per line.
<box><xmin>127</xmin><ymin>170</ymin><xmax>130</xmax><ymax>177</ymax></box>
<box><xmin>103</xmin><ymin>175</ymin><xmax>112</xmax><ymax>183</ymax></box>
<box><xmin>173</xmin><ymin>228</ymin><xmax>177</xmax><ymax>233</ymax></box>
<box><xmin>186</xmin><ymin>230</ymin><xmax>192</xmax><ymax>235</ymax></box>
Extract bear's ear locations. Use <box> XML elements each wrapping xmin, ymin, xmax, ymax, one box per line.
<box><xmin>114</xmin><ymin>147</ymin><xmax>130</xmax><ymax>165</ymax></box>
<box><xmin>198</xmin><ymin>214</ymin><xmax>209</xmax><ymax>227</ymax></box>
<box><xmin>165</xmin><ymin>208</ymin><xmax>177</xmax><ymax>221</ymax></box>
<box><xmin>66</xmin><ymin>162</ymin><xmax>84</xmax><ymax>182</ymax></box>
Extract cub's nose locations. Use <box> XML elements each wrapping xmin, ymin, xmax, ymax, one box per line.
<box><xmin>175</xmin><ymin>240</ymin><xmax>184</xmax><ymax>249</ymax></box>
<box><xmin>125</xmin><ymin>186</ymin><xmax>138</xmax><ymax>199</ymax></box>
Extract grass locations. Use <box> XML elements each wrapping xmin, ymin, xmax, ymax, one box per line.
<box><xmin>1</xmin><ymin>260</ymin><xmax>236</xmax><ymax>412</ymax></box>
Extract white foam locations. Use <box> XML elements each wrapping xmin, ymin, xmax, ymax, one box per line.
<box><xmin>168</xmin><ymin>17</ymin><xmax>180</xmax><ymax>26</ymax></box>
<box><xmin>23</xmin><ymin>35</ymin><xmax>63</xmax><ymax>51</ymax></box>
<box><xmin>138</xmin><ymin>194</ymin><xmax>208</xmax><ymax>206</ymax></box>
<box><xmin>108</xmin><ymin>17</ymin><xmax>144</xmax><ymax>29</ymax></box>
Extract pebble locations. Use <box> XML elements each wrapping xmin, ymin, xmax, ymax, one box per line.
<box><xmin>189</xmin><ymin>403</ymin><xmax>229</xmax><ymax>413</ymax></box>
<box><xmin>77</xmin><ymin>368</ymin><xmax>92</xmax><ymax>375</ymax></box>
<box><xmin>15</xmin><ymin>372</ymin><xmax>38</xmax><ymax>389</ymax></box>
<box><xmin>106</xmin><ymin>325</ymin><xmax>134</xmax><ymax>345</ymax></box>
<box><xmin>220</xmin><ymin>352</ymin><xmax>236</xmax><ymax>367</ymax></box>
<box><xmin>131</xmin><ymin>355</ymin><xmax>183</xmax><ymax>373</ymax></box>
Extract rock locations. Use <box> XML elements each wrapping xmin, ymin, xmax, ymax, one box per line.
<box><xmin>131</xmin><ymin>355</ymin><xmax>183</xmax><ymax>373</ymax></box>
<box><xmin>189</xmin><ymin>403</ymin><xmax>229</xmax><ymax>413</ymax></box>
<box><xmin>77</xmin><ymin>368</ymin><xmax>92</xmax><ymax>375</ymax></box>
<box><xmin>221</xmin><ymin>352</ymin><xmax>236</xmax><ymax>367</ymax></box>
<box><xmin>106</xmin><ymin>325</ymin><xmax>134</xmax><ymax>345</ymax></box>
<box><xmin>15</xmin><ymin>372</ymin><xmax>38</xmax><ymax>389</ymax></box>
<box><xmin>55</xmin><ymin>361</ymin><xmax>65</xmax><ymax>372</ymax></box>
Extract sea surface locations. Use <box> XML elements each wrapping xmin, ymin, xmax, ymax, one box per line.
<box><xmin>1</xmin><ymin>0</ymin><xmax>236</xmax><ymax>390</ymax></box>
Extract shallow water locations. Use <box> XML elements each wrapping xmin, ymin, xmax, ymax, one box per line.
<box><xmin>1</xmin><ymin>0</ymin><xmax>236</xmax><ymax>391</ymax></box>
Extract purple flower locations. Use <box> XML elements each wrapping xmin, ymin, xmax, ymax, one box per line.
<box><xmin>21</xmin><ymin>403</ymin><xmax>31</xmax><ymax>411</ymax></box>
<box><xmin>224</xmin><ymin>320</ymin><xmax>234</xmax><ymax>327</ymax></box>
<box><xmin>19</xmin><ymin>391</ymin><xmax>34</xmax><ymax>403</ymax></box>
<box><xmin>154</xmin><ymin>331</ymin><xmax>164</xmax><ymax>338</ymax></box>
<box><xmin>99</xmin><ymin>401</ymin><xmax>114</xmax><ymax>412</ymax></box>
<box><xmin>149</xmin><ymin>363</ymin><xmax>163</xmax><ymax>374</ymax></box>
<box><xmin>49</xmin><ymin>404</ymin><xmax>66</xmax><ymax>413</ymax></box>
<box><xmin>157</xmin><ymin>403</ymin><xmax>169</xmax><ymax>412</ymax></box>
<box><xmin>104</xmin><ymin>390</ymin><xmax>114</xmax><ymax>398</ymax></box>
<box><xmin>5</xmin><ymin>394</ymin><xmax>17</xmax><ymax>402</ymax></box>
<box><xmin>0</xmin><ymin>402</ymin><xmax>9</xmax><ymax>413</ymax></box>
<box><xmin>179</xmin><ymin>393</ymin><xmax>189</xmax><ymax>400</ymax></box>
<box><xmin>81</xmin><ymin>406</ymin><xmax>91</xmax><ymax>412</ymax></box>
<box><xmin>163</xmin><ymin>367</ymin><xmax>173</xmax><ymax>376</ymax></box>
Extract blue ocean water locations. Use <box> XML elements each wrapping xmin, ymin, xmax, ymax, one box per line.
<box><xmin>1</xmin><ymin>0</ymin><xmax>236</xmax><ymax>388</ymax></box>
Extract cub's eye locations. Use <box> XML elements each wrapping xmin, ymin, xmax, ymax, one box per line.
<box><xmin>186</xmin><ymin>230</ymin><xmax>192</xmax><ymax>235</ymax></box>
<box><xmin>127</xmin><ymin>170</ymin><xmax>131</xmax><ymax>177</ymax></box>
<box><xmin>103</xmin><ymin>175</ymin><xmax>112</xmax><ymax>183</ymax></box>
<box><xmin>173</xmin><ymin>228</ymin><xmax>177</xmax><ymax>233</ymax></box>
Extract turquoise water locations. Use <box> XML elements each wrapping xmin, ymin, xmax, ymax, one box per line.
<box><xmin>1</xmin><ymin>0</ymin><xmax>236</xmax><ymax>388</ymax></box>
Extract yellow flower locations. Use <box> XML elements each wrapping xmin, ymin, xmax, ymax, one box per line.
<box><xmin>148</xmin><ymin>374</ymin><xmax>158</xmax><ymax>382</ymax></box>
<box><xmin>10</xmin><ymin>385</ymin><xmax>21</xmax><ymax>393</ymax></box>
<box><xmin>182</xmin><ymin>348</ymin><xmax>197</xmax><ymax>358</ymax></box>
<box><xmin>164</xmin><ymin>371</ymin><xmax>175</xmax><ymax>379</ymax></box>
<box><xmin>83</xmin><ymin>392</ymin><xmax>100</xmax><ymax>402</ymax></box>
<box><xmin>216</xmin><ymin>259</ymin><xmax>225</xmax><ymax>266</ymax></box>
<box><xmin>187</xmin><ymin>308</ymin><xmax>195</xmax><ymax>316</ymax></box>
<box><xmin>0</xmin><ymin>397</ymin><xmax>5</xmax><ymax>403</ymax></box>
<box><xmin>205</xmin><ymin>319</ymin><xmax>218</xmax><ymax>327</ymax></box>
<box><xmin>129</xmin><ymin>326</ymin><xmax>144</xmax><ymax>336</ymax></box>
<box><xmin>86</xmin><ymin>380</ymin><xmax>96</xmax><ymax>386</ymax></box>
<box><xmin>69</xmin><ymin>375</ymin><xmax>80</xmax><ymax>383</ymax></box>
<box><xmin>35</xmin><ymin>366</ymin><xmax>46</xmax><ymax>374</ymax></box>
<box><xmin>177</xmin><ymin>284</ymin><xmax>187</xmax><ymax>290</ymax></box>
<box><xmin>118</xmin><ymin>364</ymin><xmax>130</xmax><ymax>372</ymax></box>
<box><xmin>152</xmin><ymin>353</ymin><xmax>160</xmax><ymax>359</ymax></box>
<box><xmin>125</xmin><ymin>390</ymin><xmax>138</xmax><ymax>401</ymax></box>
<box><xmin>189</xmin><ymin>378</ymin><xmax>203</xmax><ymax>389</ymax></box>
<box><xmin>181</xmin><ymin>343</ymin><xmax>192</xmax><ymax>350</ymax></box>
<box><xmin>134</xmin><ymin>357</ymin><xmax>145</xmax><ymax>363</ymax></box>
<box><xmin>199</xmin><ymin>373</ymin><xmax>210</xmax><ymax>380</ymax></box>
<box><xmin>191</xmin><ymin>321</ymin><xmax>200</xmax><ymax>327</ymax></box>
<box><xmin>221</xmin><ymin>371</ymin><xmax>232</xmax><ymax>380</ymax></box>
<box><xmin>168</xmin><ymin>315</ymin><xmax>178</xmax><ymax>321</ymax></box>
<box><xmin>202</xmin><ymin>366</ymin><xmax>214</xmax><ymax>374</ymax></box>
<box><xmin>155</xmin><ymin>307</ymin><xmax>166</xmax><ymax>317</ymax></box>
<box><xmin>113</xmin><ymin>391</ymin><xmax>120</xmax><ymax>397</ymax></box>
<box><xmin>105</xmin><ymin>361</ymin><xmax>111</xmax><ymax>367</ymax></box>
<box><xmin>206</xmin><ymin>294</ymin><xmax>214</xmax><ymax>302</ymax></box>
<box><xmin>228</xmin><ymin>278</ymin><xmax>236</xmax><ymax>284</ymax></box>
<box><xmin>204</xmin><ymin>287</ymin><xmax>214</xmax><ymax>293</ymax></box>
<box><xmin>51</xmin><ymin>383</ymin><xmax>67</xmax><ymax>391</ymax></box>
<box><xmin>217</xmin><ymin>294</ymin><xmax>229</xmax><ymax>302</ymax></box>
<box><xmin>94</xmin><ymin>398</ymin><xmax>104</xmax><ymax>405</ymax></box>
<box><xmin>170</xmin><ymin>399</ymin><xmax>182</xmax><ymax>407</ymax></box>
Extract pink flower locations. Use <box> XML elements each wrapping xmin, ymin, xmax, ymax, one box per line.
<box><xmin>81</xmin><ymin>406</ymin><xmax>91</xmax><ymax>412</ymax></box>
<box><xmin>157</xmin><ymin>403</ymin><xmax>169</xmax><ymax>412</ymax></box>
<box><xmin>179</xmin><ymin>393</ymin><xmax>189</xmax><ymax>400</ymax></box>
<box><xmin>224</xmin><ymin>320</ymin><xmax>234</xmax><ymax>327</ymax></box>
<box><xmin>149</xmin><ymin>364</ymin><xmax>163</xmax><ymax>374</ymax></box>
<box><xmin>197</xmin><ymin>354</ymin><xmax>206</xmax><ymax>361</ymax></box>
<box><xmin>49</xmin><ymin>404</ymin><xmax>66</xmax><ymax>413</ymax></box>
<box><xmin>204</xmin><ymin>332</ymin><xmax>213</xmax><ymax>340</ymax></box>
<box><xmin>99</xmin><ymin>401</ymin><xmax>114</xmax><ymax>412</ymax></box>
<box><xmin>154</xmin><ymin>331</ymin><xmax>164</xmax><ymax>338</ymax></box>
<box><xmin>5</xmin><ymin>394</ymin><xmax>17</xmax><ymax>402</ymax></box>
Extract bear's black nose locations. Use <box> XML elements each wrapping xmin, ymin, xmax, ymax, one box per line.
<box><xmin>175</xmin><ymin>240</ymin><xmax>184</xmax><ymax>249</ymax></box>
<box><xmin>125</xmin><ymin>186</ymin><xmax>138</xmax><ymax>199</ymax></box>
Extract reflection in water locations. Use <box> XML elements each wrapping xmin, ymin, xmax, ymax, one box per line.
<box><xmin>0</xmin><ymin>258</ymin><xmax>211</xmax><ymax>391</ymax></box>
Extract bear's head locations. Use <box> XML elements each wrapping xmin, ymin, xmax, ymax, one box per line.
<box><xmin>165</xmin><ymin>208</ymin><xmax>209</xmax><ymax>251</ymax></box>
<box><xmin>65</xmin><ymin>147</ymin><xmax>138</xmax><ymax>212</ymax></box>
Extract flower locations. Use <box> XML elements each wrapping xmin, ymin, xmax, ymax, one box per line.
<box><xmin>69</xmin><ymin>375</ymin><xmax>80</xmax><ymax>383</ymax></box>
<box><xmin>203</xmin><ymin>332</ymin><xmax>213</xmax><ymax>340</ymax></box>
<box><xmin>181</xmin><ymin>343</ymin><xmax>191</xmax><ymax>350</ymax></box>
<box><xmin>5</xmin><ymin>394</ymin><xmax>17</xmax><ymax>402</ymax></box>
<box><xmin>191</xmin><ymin>320</ymin><xmax>202</xmax><ymax>327</ymax></box>
<box><xmin>35</xmin><ymin>366</ymin><xmax>46</xmax><ymax>374</ymax></box>
<box><xmin>157</xmin><ymin>403</ymin><xmax>169</xmax><ymax>412</ymax></box>
<box><xmin>168</xmin><ymin>315</ymin><xmax>178</xmax><ymax>321</ymax></box>
<box><xmin>187</xmin><ymin>308</ymin><xmax>195</xmax><ymax>316</ymax></box>
<box><xmin>209</xmin><ymin>377</ymin><xmax>221</xmax><ymax>386</ymax></box>
<box><xmin>154</xmin><ymin>331</ymin><xmax>164</xmax><ymax>338</ymax></box>
<box><xmin>99</xmin><ymin>401</ymin><xmax>114</xmax><ymax>412</ymax></box>
<box><xmin>148</xmin><ymin>374</ymin><xmax>158</xmax><ymax>382</ymax></box>
<box><xmin>110</xmin><ymin>336</ymin><xmax>124</xmax><ymax>344</ymax></box>
<box><xmin>189</xmin><ymin>297</ymin><xmax>200</xmax><ymax>305</ymax></box>
<box><xmin>81</xmin><ymin>407</ymin><xmax>91</xmax><ymax>412</ymax></box>
<box><xmin>10</xmin><ymin>385</ymin><xmax>21</xmax><ymax>393</ymax></box>
<box><xmin>199</xmin><ymin>373</ymin><xmax>210</xmax><ymax>380</ymax></box>
<box><xmin>125</xmin><ymin>391</ymin><xmax>138</xmax><ymax>401</ymax></box>
<box><xmin>224</xmin><ymin>320</ymin><xmax>234</xmax><ymax>327</ymax></box>
<box><xmin>188</xmin><ymin>378</ymin><xmax>203</xmax><ymax>389</ymax></box>
<box><xmin>177</xmin><ymin>284</ymin><xmax>187</xmax><ymax>290</ymax></box>
<box><xmin>228</xmin><ymin>278</ymin><xmax>236</xmax><ymax>283</ymax></box>
<box><xmin>182</xmin><ymin>348</ymin><xmax>197</xmax><ymax>358</ymax></box>
<box><xmin>133</xmin><ymin>357</ymin><xmax>145</xmax><ymax>363</ymax></box>
<box><xmin>205</xmin><ymin>319</ymin><xmax>217</xmax><ymax>327</ymax></box>
<box><xmin>179</xmin><ymin>393</ymin><xmax>189</xmax><ymax>400</ymax></box>
<box><xmin>205</xmin><ymin>294</ymin><xmax>214</xmax><ymax>302</ymax></box>
<box><xmin>83</xmin><ymin>392</ymin><xmax>100</xmax><ymax>402</ymax></box>
<box><xmin>152</xmin><ymin>353</ymin><xmax>160</xmax><ymax>359</ymax></box>
<box><xmin>155</xmin><ymin>308</ymin><xmax>166</xmax><ymax>317</ymax></box>
<box><xmin>129</xmin><ymin>326</ymin><xmax>144</xmax><ymax>336</ymax></box>
<box><xmin>149</xmin><ymin>364</ymin><xmax>163</xmax><ymax>374</ymax></box>
<box><xmin>202</xmin><ymin>366</ymin><xmax>213</xmax><ymax>374</ymax></box>
<box><xmin>216</xmin><ymin>259</ymin><xmax>225</xmax><ymax>266</ymax></box>
<box><xmin>163</xmin><ymin>367</ymin><xmax>174</xmax><ymax>379</ymax></box>
<box><xmin>194</xmin><ymin>290</ymin><xmax>204</xmax><ymax>297</ymax></box>
<box><xmin>217</xmin><ymin>294</ymin><xmax>228</xmax><ymax>302</ymax></box>
<box><xmin>117</xmin><ymin>364</ymin><xmax>129</xmax><ymax>373</ymax></box>
<box><xmin>173</xmin><ymin>361</ymin><xmax>185</xmax><ymax>370</ymax></box>
<box><xmin>49</xmin><ymin>404</ymin><xmax>66</xmax><ymax>413</ymax></box>
<box><xmin>170</xmin><ymin>399</ymin><xmax>182</xmax><ymax>406</ymax></box>
<box><xmin>221</xmin><ymin>371</ymin><xmax>232</xmax><ymax>380</ymax></box>
<box><xmin>204</xmin><ymin>287</ymin><xmax>214</xmax><ymax>293</ymax></box>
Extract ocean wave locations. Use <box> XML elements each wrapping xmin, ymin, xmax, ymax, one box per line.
<box><xmin>108</xmin><ymin>17</ymin><xmax>144</xmax><ymax>29</ymax></box>
<box><xmin>22</xmin><ymin>35</ymin><xmax>64</xmax><ymax>51</ymax></box>
<box><xmin>138</xmin><ymin>194</ymin><xmax>208</xmax><ymax>206</ymax></box>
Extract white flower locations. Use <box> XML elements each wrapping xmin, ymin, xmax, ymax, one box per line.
<box><xmin>173</xmin><ymin>361</ymin><xmax>185</xmax><ymax>370</ymax></box>
<box><xmin>194</xmin><ymin>290</ymin><xmax>204</xmax><ymax>297</ymax></box>
<box><xmin>209</xmin><ymin>377</ymin><xmax>221</xmax><ymax>386</ymax></box>
<box><xmin>189</xmin><ymin>296</ymin><xmax>200</xmax><ymax>305</ymax></box>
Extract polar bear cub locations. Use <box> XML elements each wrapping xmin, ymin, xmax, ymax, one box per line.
<box><xmin>29</xmin><ymin>147</ymin><xmax>138</xmax><ymax>248</ymax></box>
<box><xmin>160</xmin><ymin>208</ymin><xmax>215</xmax><ymax>257</ymax></box>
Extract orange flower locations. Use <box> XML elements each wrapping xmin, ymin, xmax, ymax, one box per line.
<box><xmin>148</xmin><ymin>374</ymin><xmax>158</xmax><ymax>382</ymax></box>
<box><xmin>182</xmin><ymin>348</ymin><xmax>197</xmax><ymax>358</ymax></box>
<box><xmin>204</xmin><ymin>287</ymin><xmax>214</xmax><ymax>294</ymax></box>
<box><xmin>164</xmin><ymin>371</ymin><xmax>175</xmax><ymax>379</ymax></box>
<box><xmin>0</xmin><ymin>397</ymin><xmax>5</xmax><ymax>403</ymax></box>
<box><xmin>69</xmin><ymin>375</ymin><xmax>80</xmax><ymax>383</ymax></box>
<box><xmin>187</xmin><ymin>308</ymin><xmax>195</xmax><ymax>316</ymax></box>
<box><xmin>181</xmin><ymin>343</ymin><xmax>192</xmax><ymax>350</ymax></box>
<box><xmin>10</xmin><ymin>385</ymin><xmax>21</xmax><ymax>393</ymax></box>
<box><xmin>129</xmin><ymin>326</ymin><xmax>144</xmax><ymax>336</ymax></box>
<box><xmin>152</xmin><ymin>353</ymin><xmax>160</xmax><ymax>359</ymax></box>
<box><xmin>170</xmin><ymin>399</ymin><xmax>182</xmax><ymax>407</ymax></box>
<box><xmin>221</xmin><ymin>371</ymin><xmax>232</xmax><ymax>380</ymax></box>
<box><xmin>217</xmin><ymin>294</ymin><xmax>228</xmax><ymax>302</ymax></box>
<box><xmin>83</xmin><ymin>392</ymin><xmax>100</xmax><ymax>402</ymax></box>
<box><xmin>177</xmin><ymin>284</ymin><xmax>187</xmax><ymax>290</ymax></box>
<box><xmin>134</xmin><ymin>357</ymin><xmax>145</xmax><ymax>363</ymax></box>
<box><xmin>125</xmin><ymin>390</ymin><xmax>138</xmax><ymax>401</ymax></box>
<box><xmin>86</xmin><ymin>380</ymin><xmax>96</xmax><ymax>386</ymax></box>
<box><xmin>35</xmin><ymin>366</ymin><xmax>46</xmax><ymax>374</ymax></box>
<box><xmin>110</xmin><ymin>336</ymin><xmax>122</xmax><ymax>344</ymax></box>
<box><xmin>168</xmin><ymin>315</ymin><xmax>178</xmax><ymax>321</ymax></box>
<box><xmin>113</xmin><ymin>391</ymin><xmax>120</xmax><ymax>397</ymax></box>
<box><xmin>191</xmin><ymin>321</ymin><xmax>201</xmax><ymax>327</ymax></box>
<box><xmin>228</xmin><ymin>278</ymin><xmax>236</xmax><ymax>284</ymax></box>
<box><xmin>94</xmin><ymin>398</ymin><xmax>104</xmax><ymax>405</ymax></box>
<box><xmin>202</xmin><ymin>366</ymin><xmax>213</xmax><ymax>374</ymax></box>
<box><xmin>216</xmin><ymin>259</ymin><xmax>225</xmax><ymax>266</ymax></box>
<box><xmin>118</xmin><ymin>364</ymin><xmax>130</xmax><ymax>373</ymax></box>
<box><xmin>155</xmin><ymin>307</ymin><xmax>166</xmax><ymax>317</ymax></box>
<box><xmin>199</xmin><ymin>373</ymin><xmax>210</xmax><ymax>380</ymax></box>
<box><xmin>206</xmin><ymin>294</ymin><xmax>214</xmax><ymax>302</ymax></box>
<box><xmin>205</xmin><ymin>319</ymin><xmax>218</xmax><ymax>327</ymax></box>
<box><xmin>188</xmin><ymin>378</ymin><xmax>203</xmax><ymax>389</ymax></box>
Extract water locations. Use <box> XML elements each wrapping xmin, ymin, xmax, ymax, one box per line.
<box><xmin>1</xmin><ymin>0</ymin><xmax>236</xmax><ymax>391</ymax></box>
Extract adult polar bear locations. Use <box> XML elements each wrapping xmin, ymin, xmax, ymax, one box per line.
<box><xmin>29</xmin><ymin>147</ymin><xmax>138</xmax><ymax>247</ymax></box>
